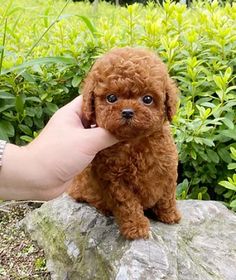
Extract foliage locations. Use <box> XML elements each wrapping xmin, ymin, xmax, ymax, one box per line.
<box><xmin>218</xmin><ymin>147</ymin><xmax>236</xmax><ymax>210</ymax></box>
<box><xmin>0</xmin><ymin>0</ymin><xmax>235</xmax><ymax>205</ymax></box>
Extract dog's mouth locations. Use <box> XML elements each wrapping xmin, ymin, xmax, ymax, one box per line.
<box><xmin>119</xmin><ymin>114</ymin><xmax>141</xmax><ymax>128</ymax></box>
<box><xmin>105</xmin><ymin>116</ymin><xmax>154</xmax><ymax>140</ymax></box>
<box><xmin>120</xmin><ymin>118</ymin><xmax>133</xmax><ymax>126</ymax></box>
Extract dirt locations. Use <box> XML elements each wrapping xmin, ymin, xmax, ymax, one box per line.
<box><xmin>0</xmin><ymin>201</ymin><xmax>50</xmax><ymax>280</ymax></box>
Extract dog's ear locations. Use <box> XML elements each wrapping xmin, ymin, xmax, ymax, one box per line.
<box><xmin>81</xmin><ymin>77</ymin><xmax>96</xmax><ymax>128</ymax></box>
<box><xmin>165</xmin><ymin>77</ymin><xmax>178</xmax><ymax>122</ymax></box>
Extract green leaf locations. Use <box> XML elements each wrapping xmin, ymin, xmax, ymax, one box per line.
<box><xmin>221</xmin><ymin>118</ymin><xmax>234</xmax><ymax>130</ymax></box>
<box><xmin>0</xmin><ymin>130</ymin><xmax>8</xmax><ymax>141</ymax></box>
<box><xmin>213</xmin><ymin>75</ymin><xmax>223</xmax><ymax>89</ymax></box>
<box><xmin>233</xmin><ymin>174</ymin><xmax>236</xmax><ymax>182</ymax></box>
<box><xmin>218</xmin><ymin>148</ymin><xmax>232</xmax><ymax>163</ymax></box>
<box><xmin>202</xmin><ymin>138</ymin><xmax>215</xmax><ymax>147</ymax></box>
<box><xmin>18</xmin><ymin>124</ymin><xmax>32</xmax><ymax>135</ymax></box>
<box><xmin>190</xmin><ymin>149</ymin><xmax>197</xmax><ymax>160</ymax></box>
<box><xmin>230</xmin><ymin>147</ymin><xmax>236</xmax><ymax>159</ymax></box>
<box><xmin>176</xmin><ymin>179</ymin><xmax>189</xmax><ymax>198</ymax></box>
<box><xmin>21</xmin><ymin>70</ymin><xmax>35</xmax><ymax>83</ymax></box>
<box><xmin>198</xmin><ymin>192</ymin><xmax>203</xmax><ymax>200</ymax></box>
<box><xmin>215</xmin><ymin>90</ymin><xmax>224</xmax><ymax>102</ymax></box>
<box><xmin>46</xmin><ymin>103</ymin><xmax>58</xmax><ymax>114</ymax></box>
<box><xmin>220</xmin><ymin>128</ymin><xmax>236</xmax><ymax>140</ymax></box>
<box><xmin>0</xmin><ymin>91</ymin><xmax>15</xmax><ymax>99</ymax></box>
<box><xmin>219</xmin><ymin>181</ymin><xmax>236</xmax><ymax>191</ymax></box>
<box><xmin>193</xmin><ymin>137</ymin><xmax>203</xmax><ymax>145</ymax></box>
<box><xmin>0</xmin><ymin>104</ymin><xmax>14</xmax><ymax>113</ymax></box>
<box><xmin>72</xmin><ymin>76</ymin><xmax>82</xmax><ymax>87</ymax></box>
<box><xmin>224</xmin><ymin>67</ymin><xmax>232</xmax><ymax>82</ymax></box>
<box><xmin>185</xmin><ymin>100</ymin><xmax>194</xmax><ymax>117</ymax></box>
<box><xmin>20</xmin><ymin>135</ymin><xmax>33</xmax><ymax>143</ymax></box>
<box><xmin>0</xmin><ymin>120</ymin><xmax>14</xmax><ymax>137</ymax></box>
<box><xmin>226</xmin><ymin>86</ymin><xmax>236</xmax><ymax>94</ymax></box>
<box><xmin>206</xmin><ymin>149</ymin><xmax>219</xmax><ymax>163</ymax></box>
<box><xmin>77</xmin><ymin>16</ymin><xmax>97</xmax><ymax>37</ymax></box>
<box><xmin>223</xmin><ymin>190</ymin><xmax>234</xmax><ymax>199</ymax></box>
<box><xmin>186</xmin><ymin>136</ymin><xmax>193</xmax><ymax>143</ymax></box>
<box><xmin>1</xmin><ymin>56</ymin><xmax>77</xmax><ymax>75</ymax></box>
<box><xmin>25</xmin><ymin>96</ymin><xmax>41</xmax><ymax>103</ymax></box>
<box><xmin>34</xmin><ymin>118</ymin><xmax>44</xmax><ymax>129</ymax></box>
<box><xmin>40</xmin><ymin>93</ymin><xmax>48</xmax><ymax>101</ymax></box>
<box><xmin>228</xmin><ymin>163</ymin><xmax>236</xmax><ymax>170</ymax></box>
<box><xmin>200</xmin><ymin>102</ymin><xmax>216</xmax><ymax>108</ymax></box>
<box><xmin>214</xmin><ymin>185</ymin><xmax>225</xmax><ymax>195</ymax></box>
<box><xmin>229</xmin><ymin>200</ymin><xmax>236</xmax><ymax>208</ymax></box>
<box><xmin>15</xmin><ymin>94</ymin><xmax>25</xmax><ymax>114</ymax></box>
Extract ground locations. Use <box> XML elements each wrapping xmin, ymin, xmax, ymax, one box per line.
<box><xmin>0</xmin><ymin>201</ymin><xmax>50</xmax><ymax>280</ymax></box>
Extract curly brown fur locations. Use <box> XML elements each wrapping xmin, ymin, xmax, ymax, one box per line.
<box><xmin>68</xmin><ymin>47</ymin><xmax>181</xmax><ymax>240</ymax></box>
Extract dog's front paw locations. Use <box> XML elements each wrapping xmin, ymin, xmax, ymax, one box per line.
<box><xmin>120</xmin><ymin>216</ymin><xmax>150</xmax><ymax>240</ymax></box>
<box><xmin>157</xmin><ymin>209</ymin><xmax>181</xmax><ymax>224</ymax></box>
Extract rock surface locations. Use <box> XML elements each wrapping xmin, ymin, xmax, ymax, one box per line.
<box><xmin>22</xmin><ymin>194</ymin><xmax>236</xmax><ymax>280</ymax></box>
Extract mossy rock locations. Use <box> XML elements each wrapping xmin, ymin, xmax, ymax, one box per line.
<box><xmin>22</xmin><ymin>195</ymin><xmax>236</xmax><ymax>280</ymax></box>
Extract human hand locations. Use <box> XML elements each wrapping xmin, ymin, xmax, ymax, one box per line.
<box><xmin>26</xmin><ymin>95</ymin><xmax>118</xmax><ymax>198</ymax></box>
<box><xmin>0</xmin><ymin>96</ymin><xmax>118</xmax><ymax>200</ymax></box>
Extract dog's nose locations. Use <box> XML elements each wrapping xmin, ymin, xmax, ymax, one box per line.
<box><xmin>122</xmin><ymin>109</ymin><xmax>134</xmax><ymax>119</ymax></box>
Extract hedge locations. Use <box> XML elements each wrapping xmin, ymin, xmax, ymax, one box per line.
<box><xmin>0</xmin><ymin>0</ymin><xmax>236</xmax><ymax>208</ymax></box>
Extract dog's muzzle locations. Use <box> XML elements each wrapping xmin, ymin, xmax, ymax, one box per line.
<box><xmin>121</xmin><ymin>109</ymin><xmax>134</xmax><ymax>120</ymax></box>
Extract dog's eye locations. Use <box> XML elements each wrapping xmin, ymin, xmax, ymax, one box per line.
<box><xmin>142</xmin><ymin>95</ymin><xmax>153</xmax><ymax>105</ymax></box>
<box><xmin>106</xmin><ymin>94</ymin><xmax>118</xmax><ymax>104</ymax></box>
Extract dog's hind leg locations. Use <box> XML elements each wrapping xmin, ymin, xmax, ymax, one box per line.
<box><xmin>151</xmin><ymin>183</ymin><xmax>181</xmax><ymax>224</ymax></box>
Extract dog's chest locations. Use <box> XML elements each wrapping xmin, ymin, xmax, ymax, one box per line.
<box><xmin>94</xmin><ymin>141</ymin><xmax>160</xmax><ymax>181</ymax></box>
<box><xmin>92</xmin><ymin>131</ymin><xmax>177</xmax><ymax>208</ymax></box>
<box><xmin>93</xmin><ymin>141</ymin><xmax>166</xmax><ymax>207</ymax></box>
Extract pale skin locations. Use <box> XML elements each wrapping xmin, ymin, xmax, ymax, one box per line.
<box><xmin>0</xmin><ymin>96</ymin><xmax>118</xmax><ymax>201</ymax></box>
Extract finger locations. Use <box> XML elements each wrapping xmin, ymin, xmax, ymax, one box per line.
<box><xmin>62</xmin><ymin>95</ymin><xmax>83</xmax><ymax>118</ymax></box>
<box><xmin>87</xmin><ymin>127</ymin><xmax>119</xmax><ymax>151</ymax></box>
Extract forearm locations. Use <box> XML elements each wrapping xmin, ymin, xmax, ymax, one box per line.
<box><xmin>0</xmin><ymin>144</ymin><xmax>53</xmax><ymax>200</ymax></box>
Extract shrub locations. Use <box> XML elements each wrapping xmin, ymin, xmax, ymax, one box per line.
<box><xmin>218</xmin><ymin>147</ymin><xmax>236</xmax><ymax>210</ymax></box>
<box><xmin>0</xmin><ymin>0</ymin><xmax>235</xmax><ymax>206</ymax></box>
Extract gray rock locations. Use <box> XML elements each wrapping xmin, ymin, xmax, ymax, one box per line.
<box><xmin>22</xmin><ymin>194</ymin><xmax>236</xmax><ymax>280</ymax></box>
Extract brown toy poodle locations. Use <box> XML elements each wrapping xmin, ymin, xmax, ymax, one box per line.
<box><xmin>68</xmin><ymin>47</ymin><xmax>181</xmax><ymax>240</ymax></box>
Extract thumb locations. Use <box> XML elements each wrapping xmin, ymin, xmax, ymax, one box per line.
<box><xmin>60</xmin><ymin>95</ymin><xmax>83</xmax><ymax>118</ymax></box>
<box><xmin>87</xmin><ymin>127</ymin><xmax>118</xmax><ymax>152</ymax></box>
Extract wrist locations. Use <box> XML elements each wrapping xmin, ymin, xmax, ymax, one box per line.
<box><xmin>0</xmin><ymin>140</ymin><xmax>7</xmax><ymax>167</ymax></box>
<box><xmin>0</xmin><ymin>144</ymin><xmax>50</xmax><ymax>200</ymax></box>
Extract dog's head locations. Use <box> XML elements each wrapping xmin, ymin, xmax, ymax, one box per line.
<box><xmin>81</xmin><ymin>47</ymin><xmax>178</xmax><ymax>140</ymax></box>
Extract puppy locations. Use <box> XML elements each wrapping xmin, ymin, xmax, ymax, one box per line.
<box><xmin>68</xmin><ymin>47</ymin><xmax>181</xmax><ymax>240</ymax></box>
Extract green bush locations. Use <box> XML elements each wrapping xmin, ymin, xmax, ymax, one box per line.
<box><xmin>218</xmin><ymin>147</ymin><xmax>236</xmax><ymax>210</ymax></box>
<box><xmin>0</xmin><ymin>0</ymin><xmax>235</xmax><ymax>206</ymax></box>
